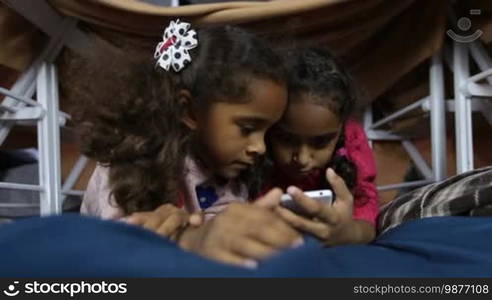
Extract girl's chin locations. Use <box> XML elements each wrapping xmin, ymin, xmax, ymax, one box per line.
<box><xmin>283</xmin><ymin>169</ymin><xmax>308</xmax><ymax>180</ymax></box>
<box><xmin>216</xmin><ymin>165</ymin><xmax>247</xmax><ymax>180</ymax></box>
<box><xmin>283</xmin><ymin>168</ymin><xmax>319</xmax><ymax>180</ymax></box>
<box><xmin>216</xmin><ymin>169</ymin><xmax>239</xmax><ymax>180</ymax></box>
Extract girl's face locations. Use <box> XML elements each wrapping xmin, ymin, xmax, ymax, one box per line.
<box><xmin>269</xmin><ymin>93</ymin><xmax>341</xmax><ymax>180</ymax></box>
<box><xmin>195</xmin><ymin>78</ymin><xmax>287</xmax><ymax>179</ymax></box>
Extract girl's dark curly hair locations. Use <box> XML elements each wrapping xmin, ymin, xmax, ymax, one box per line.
<box><xmin>282</xmin><ymin>47</ymin><xmax>358</xmax><ymax>190</ymax></box>
<box><xmin>73</xmin><ymin>26</ymin><xmax>286</xmax><ymax>214</ymax></box>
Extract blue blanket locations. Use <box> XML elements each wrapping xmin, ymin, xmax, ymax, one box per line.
<box><xmin>1</xmin><ymin>215</ymin><xmax>491</xmax><ymax>277</ymax></box>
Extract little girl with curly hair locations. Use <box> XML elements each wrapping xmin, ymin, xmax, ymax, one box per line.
<box><xmin>75</xmin><ymin>21</ymin><xmax>300</xmax><ymax>267</ymax></box>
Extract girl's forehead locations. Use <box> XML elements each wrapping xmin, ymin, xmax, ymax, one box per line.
<box><xmin>291</xmin><ymin>91</ymin><xmax>339</xmax><ymax>108</ymax></box>
<box><xmin>281</xmin><ymin>100</ymin><xmax>340</xmax><ymax>136</ymax></box>
<box><xmin>207</xmin><ymin>78</ymin><xmax>287</xmax><ymax>121</ymax></box>
<box><xmin>236</xmin><ymin>78</ymin><xmax>287</xmax><ymax>116</ymax></box>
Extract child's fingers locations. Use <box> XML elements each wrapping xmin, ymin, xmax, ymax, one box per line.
<box><xmin>286</xmin><ymin>186</ymin><xmax>324</xmax><ymax>217</ymax></box>
<box><xmin>326</xmin><ymin>168</ymin><xmax>353</xmax><ymax>205</ymax></box>
<box><xmin>253</xmin><ymin>219</ymin><xmax>302</xmax><ymax>249</ymax></box>
<box><xmin>142</xmin><ymin>215</ymin><xmax>165</xmax><ymax>232</ymax></box>
<box><xmin>189</xmin><ymin>213</ymin><xmax>204</xmax><ymax>227</ymax></box>
<box><xmin>212</xmin><ymin>250</ymin><xmax>258</xmax><ymax>270</ymax></box>
<box><xmin>254</xmin><ymin>188</ymin><xmax>283</xmax><ymax>209</ymax></box>
<box><xmin>233</xmin><ymin>238</ymin><xmax>276</xmax><ymax>261</ymax></box>
<box><xmin>156</xmin><ymin>213</ymin><xmax>187</xmax><ymax>237</ymax></box>
<box><xmin>275</xmin><ymin>206</ymin><xmax>332</xmax><ymax>239</ymax></box>
<box><xmin>285</xmin><ymin>186</ymin><xmax>339</xmax><ymax>224</ymax></box>
<box><xmin>155</xmin><ymin>203</ymin><xmax>182</xmax><ymax>217</ymax></box>
<box><xmin>124</xmin><ymin>212</ymin><xmax>149</xmax><ymax>226</ymax></box>
<box><xmin>227</xmin><ymin>205</ymin><xmax>303</xmax><ymax>250</ymax></box>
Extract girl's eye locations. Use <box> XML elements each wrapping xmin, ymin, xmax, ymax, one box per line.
<box><xmin>310</xmin><ymin>136</ymin><xmax>333</xmax><ymax>149</ymax></box>
<box><xmin>239</xmin><ymin>124</ymin><xmax>256</xmax><ymax>135</ymax></box>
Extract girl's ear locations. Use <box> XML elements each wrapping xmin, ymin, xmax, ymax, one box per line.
<box><xmin>178</xmin><ymin>89</ymin><xmax>198</xmax><ymax>130</ymax></box>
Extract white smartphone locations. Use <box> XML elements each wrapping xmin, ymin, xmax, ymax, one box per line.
<box><xmin>280</xmin><ymin>189</ymin><xmax>333</xmax><ymax>214</ymax></box>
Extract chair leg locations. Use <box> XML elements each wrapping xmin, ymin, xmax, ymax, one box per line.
<box><xmin>429</xmin><ymin>51</ymin><xmax>447</xmax><ymax>181</ymax></box>
<box><xmin>37</xmin><ymin>63</ymin><xmax>62</xmax><ymax>215</ymax></box>
<box><xmin>453</xmin><ymin>41</ymin><xmax>474</xmax><ymax>173</ymax></box>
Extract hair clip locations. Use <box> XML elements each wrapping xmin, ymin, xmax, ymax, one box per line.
<box><xmin>336</xmin><ymin>147</ymin><xmax>348</xmax><ymax>158</ymax></box>
<box><xmin>154</xmin><ymin>19</ymin><xmax>198</xmax><ymax>72</ymax></box>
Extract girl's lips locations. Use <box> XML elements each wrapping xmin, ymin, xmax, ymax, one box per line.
<box><xmin>234</xmin><ymin>162</ymin><xmax>253</xmax><ymax>169</ymax></box>
<box><xmin>284</xmin><ymin>166</ymin><xmax>313</xmax><ymax>177</ymax></box>
<box><xmin>288</xmin><ymin>165</ymin><xmax>311</xmax><ymax>173</ymax></box>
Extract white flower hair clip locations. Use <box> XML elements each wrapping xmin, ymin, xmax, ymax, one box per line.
<box><xmin>154</xmin><ymin>19</ymin><xmax>198</xmax><ymax>72</ymax></box>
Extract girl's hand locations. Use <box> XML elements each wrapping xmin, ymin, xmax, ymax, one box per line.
<box><xmin>124</xmin><ymin>203</ymin><xmax>203</xmax><ymax>241</ymax></box>
<box><xmin>275</xmin><ymin>168</ymin><xmax>358</xmax><ymax>246</ymax></box>
<box><xmin>177</xmin><ymin>189</ymin><xmax>302</xmax><ymax>268</ymax></box>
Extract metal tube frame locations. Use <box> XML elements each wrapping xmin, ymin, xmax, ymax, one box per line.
<box><xmin>453</xmin><ymin>41</ymin><xmax>474</xmax><ymax>173</ymax></box>
<box><xmin>401</xmin><ymin>140</ymin><xmax>434</xmax><ymax>181</ymax></box>
<box><xmin>61</xmin><ymin>156</ymin><xmax>89</xmax><ymax>202</ymax></box>
<box><xmin>36</xmin><ymin>63</ymin><xmax>62</xmax><ymax>215</ymax></box>
<box><xmin>0</xmin><ymin>1</ymin><xmax>92</xmax><ymax>216</ymax></box>
<box><xmin>365</xmin><ymin>51</ymin><xmax>447</xmax><ymax>191</ymax></box>
<box><xmin>429</xmin><ymin>52</ymin><xmax>447</xmax><ymax>181</ymax></box>
<box><xmin>370</xmin><ymin>98</ymin><xmax>428</xmax><ymax>130</ymax></box>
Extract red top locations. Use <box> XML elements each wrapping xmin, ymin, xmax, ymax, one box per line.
<box><xmin>263</xmin><ymin>119</ymin><xmax>379</xmax><ymax>226</ymax></box>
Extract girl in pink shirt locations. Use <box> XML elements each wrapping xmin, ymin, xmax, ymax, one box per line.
<box><xmin>264</xmin><ymin>48</ymin><xmax>379</xmax><ymax>245</ymax></box>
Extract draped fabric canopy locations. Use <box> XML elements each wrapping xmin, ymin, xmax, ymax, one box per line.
<box><xmin>1</xmin><ymin>0</ymin><xmax>492</xmax><ymax>106</ymax></box>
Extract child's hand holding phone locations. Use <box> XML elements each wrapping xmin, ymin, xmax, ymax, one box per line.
<box><xmin>280</xmin><ymin>189</ymin><xmax>333</xmax><ymax>215</ymax></box>
<box><xmin>177</xmin><ymin>188</ymin><xmax>302</xmax><ymax>268</ymax></box>
<box><xmin>275</xmin><ymin>168</ymin><xmax>357</xmax><ymax>246</ymax></box>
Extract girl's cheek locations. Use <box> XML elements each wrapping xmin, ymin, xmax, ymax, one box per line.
<box><xmin>315</xmin><ymin>147</ymin><xmax>335</xmax><ymax>167</ymax></box>
<box><xmin>282</xmin><ymin>149</ymin><xmax>296</xmax><ymax>166</ymax></box>
<box><xmin>271</xmin><ymin>144</ymin><xmax>291</xmax><ymax>165</ymax></box>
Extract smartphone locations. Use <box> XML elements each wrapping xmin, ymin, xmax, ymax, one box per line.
<box><xmin>280</xmin><ymin>189</ymin><xmax>333</xmax><ymax>215</ymax></box>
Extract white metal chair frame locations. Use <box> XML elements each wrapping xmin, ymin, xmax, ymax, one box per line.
<box><xmin>364</xmin><ymin>50</ymin><xmax>447</xmax><ymax>192</ymax></box>
<box><xmin>365</xmin><ymin>35</ymin><xmax>492</xmax><ymax>191</ymax></box>
<box><xmin>0</xmin><ymin>0</ymin><xmax>89</xmax><ymax>215</ymax></box>
<box><xmin>451</xmin><ymin>40</ymin><xmax>492</xmax><ymax>173</ymax></box>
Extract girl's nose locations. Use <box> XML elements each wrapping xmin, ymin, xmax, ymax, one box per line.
<box><xmin>293</xmin><ymin>145</ymin><xmax>311</xmax><ymax>167</ymax></box>
<box><xmin>246</xmin><ymin>135</ymin><xmax>266</xmax><ymax>156</ymax></box>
